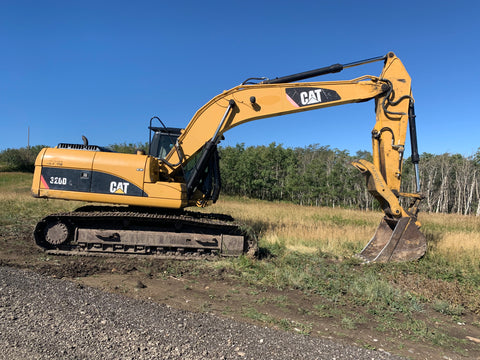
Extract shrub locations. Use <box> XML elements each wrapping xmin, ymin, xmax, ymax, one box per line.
<box><xmin>0</xmin><ymin>146</ymin><xmax>45</xmax><ymax>172</ymax></box>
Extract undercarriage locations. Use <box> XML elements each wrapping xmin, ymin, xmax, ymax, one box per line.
<box><xmin>34</xmin><ymin>206</ymin><xmax>257</xmax><ymax>259</ymax></box>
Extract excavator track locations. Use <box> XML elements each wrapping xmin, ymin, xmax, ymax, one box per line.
<box><xmin>34</xmin><ymin>206</ymin><xmax>257</xmax><ymax>259</ymax></box>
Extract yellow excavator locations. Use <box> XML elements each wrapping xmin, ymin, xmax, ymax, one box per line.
<box><xmin>32</xmin><ymin>51</ymin><xmax>426</xmax><ymax>262</ymax></box>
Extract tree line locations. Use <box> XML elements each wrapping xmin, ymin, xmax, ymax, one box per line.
<box><xmin>2</xmin><ymin>143</ymin><xmax>480</xmax><ymax>215</ymax></box>
<box><xmin>219</xmin><ymin>143</ymin><xmax>372</xmax><ymax>209</ymax></box>
<box><xmin>218</xmin><ymin>143</ymin><xmax>480</xmax><ymax>215</ymax></box>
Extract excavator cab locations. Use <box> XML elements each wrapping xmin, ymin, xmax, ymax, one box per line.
<box><xmin>148</xmin><ymin>126</ymin><xmax>182</xmax><ymax>159</ymax></box>
<box><xmin>148</xmin><ymin>124</ymin><xmax>221</xmax><ymax>206</ymax></box>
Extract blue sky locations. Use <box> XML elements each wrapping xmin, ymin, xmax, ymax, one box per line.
<box><xmin>1</xmin><ymin>1</ymin><xmax>479</xmax><ymax>157</ymax></box>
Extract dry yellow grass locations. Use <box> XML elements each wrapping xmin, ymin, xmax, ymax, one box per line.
<box><xmin>210</xmin><ymin>197</ymin><xmax>480</xmax><ymax>264</ymax></box>
<box><xmin>209</xmin><ymin>198</ymin><xmax>380</xmax><ymax>257</ymax></box>
<box><xmin>420</xmin><ymin>212</ymin><xmax>480</xmax><ymax>263</ymax></box>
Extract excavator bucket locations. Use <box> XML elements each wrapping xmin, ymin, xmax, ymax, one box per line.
<box><xmin>358</xmin><ymin>216</ymin><xmax>427</xmax><ymax>262</ymax></box>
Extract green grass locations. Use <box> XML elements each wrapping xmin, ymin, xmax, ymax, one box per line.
<box><xmin>206</xmin><ymin>238</ymin><xmax>480</xmax><ymax>355</ymax></box>
<box><xmin>0</xmin><ymin>172</ymin><xmax>32</xmax><ymax>193</ymax></box>
<box><xmin>243</xmin><ymin>307</ymin><xmax>312</xmax><ymax>334</ymax></box>
<box><xmin>433</xmin><ymin>300</ymin><xmax>465</xmax><ymax>316</ymax></box>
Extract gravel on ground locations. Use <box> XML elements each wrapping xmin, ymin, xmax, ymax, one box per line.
<box><xmin>0</xmin><ymin>266</ymin><xmax>404</xmax><ymax>360</ymax></box>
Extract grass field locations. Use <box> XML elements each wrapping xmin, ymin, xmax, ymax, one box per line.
<box><xmin>2</xmin><ymin>172</ymin><xmax>480</xmax><ymax>358</ymax></box>
<box><xmin>211</xmin><ymin>195</ymin><xmax>480</xmax><ymax>269</ymax></box>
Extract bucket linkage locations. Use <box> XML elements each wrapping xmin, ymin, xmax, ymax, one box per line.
<box><xmin>353</xmin><ymin>159</ymin><xmax>427</xmax><ymax>263</ymax></box>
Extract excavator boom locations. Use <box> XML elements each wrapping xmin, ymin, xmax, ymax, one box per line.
<box><xmin>31</xmin><ymin>52</ymin><xmax>426</xmax><ymax>262</ymax></box>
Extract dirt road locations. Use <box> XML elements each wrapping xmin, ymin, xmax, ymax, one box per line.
<box><xmin>0</xmin><ymin>266</ymin><xmax>403</xmax><ymax>360</ymax></box>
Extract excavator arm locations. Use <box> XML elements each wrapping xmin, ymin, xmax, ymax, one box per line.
<box><xmin>164</xmin><ymin>52</ymin><xmax>426</xmax><ymax>262</ymax></box>
<box><xmin>165</xmin><ymin>76</ymin><xmax>388</xmax><ymax>171</ymax></box>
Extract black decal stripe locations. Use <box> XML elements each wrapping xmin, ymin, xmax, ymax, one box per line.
<box><xmin>41</xmin><ymin>168</ymin><xmax>92</xmax><ymax>192</ymax></box>
<box><xmin>91</xmin><ymin>171</ymin><xmax>144</xmax><ymax>196</ymax></box>
<box><xmin>40</xmin><ymin>167</ymin><xmax>146</xmax><ymax>197</ymax></box>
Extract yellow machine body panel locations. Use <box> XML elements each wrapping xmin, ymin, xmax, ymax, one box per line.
<box><xmin>32</xmin><ymin>147</ymin><xmax>187</xmax><ymax>209</ymax></box>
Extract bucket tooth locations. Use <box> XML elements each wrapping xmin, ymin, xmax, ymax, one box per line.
<box><xmin>358</xmin><ymin>217</ymin><xmax>426</xmax><ymax>263</ymax></box>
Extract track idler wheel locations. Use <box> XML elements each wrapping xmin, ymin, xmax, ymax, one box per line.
<box><xmin>35</xmin><ymin>218</ymin><xmax>72</xmax><ymax>249</ymax></box>
<box><xmin>358</xmin><ymin>217</ymin><xmax>427</xmax><ymax>263</ymax></box>
<box><xmin>44</xmin><ymin>221</ymin><xmax>70</xmax><ymax>245</ymax></box>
